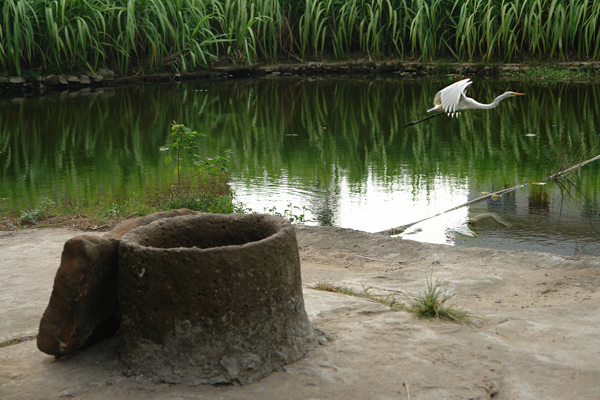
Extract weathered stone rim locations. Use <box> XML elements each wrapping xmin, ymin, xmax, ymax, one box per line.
<box><xmin>119</xmin><ymin>213</ymin><xmax>291</xmax><ymax>254</ymax></box>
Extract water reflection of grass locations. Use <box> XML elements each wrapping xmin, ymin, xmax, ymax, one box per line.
<box><xmin>1</xmin><ymin>78</ymin><xmax>599</xmax><ymax>216</ymax></box>
<box><xmin>197</xmin><ymin>78</ymin><xmax>599</xmax><ymax>186</ymax></box>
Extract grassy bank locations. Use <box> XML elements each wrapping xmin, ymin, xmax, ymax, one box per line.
<box><xmin>0</xmin><ymin>185</ymin><xmax>308</xmax><ymax>231</ymax></box>
<box><xmin>0</xmin><ymin>187</ymin><xmax>245</xmax><ymax>230</ymax></box>
<box><xmin>2</xmin><ymin>0</ymin><xmax>600</xmax><ymax>76</ymax></box>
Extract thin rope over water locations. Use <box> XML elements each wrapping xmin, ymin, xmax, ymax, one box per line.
<box><xmin>379</xmin><ymin>153</ymin><xmax>600</xmax><ymax>236</ymax></box>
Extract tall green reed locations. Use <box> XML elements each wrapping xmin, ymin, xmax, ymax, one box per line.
<box><xmin>2</xmin><ymin>0</ymin><xmax>600</xmax><ymax>75</ymax></box>
<box><xmin>405</xmin><ymin>0</ymin><xmax>446</xmax><ymax>61</ymax></box>
<box><xmin>1</xmin><ymin>0</ymin><xmax>40</xmax><ymax>76</ymax></box>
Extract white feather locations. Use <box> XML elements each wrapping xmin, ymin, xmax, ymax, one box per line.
<box><xmin>426</xmin><ymin>78</ymin><xmax>524</xmax><ymax>117</ymax></box>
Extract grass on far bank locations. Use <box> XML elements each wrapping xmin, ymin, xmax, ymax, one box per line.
<box><xmin>499</xmin><ymin>65</ymin><xmax>600</xmax><ymax>84</ymax></box>
<box><xmin>310</xmin><ymin>276</ymin><xmax>472</xmax><ymax>323</ymax></box>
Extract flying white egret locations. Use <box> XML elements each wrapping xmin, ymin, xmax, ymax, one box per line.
<box><xmin>405</xmin><ymin>78</ymin><xmax>525</xmax><ymax>127</ymax></box>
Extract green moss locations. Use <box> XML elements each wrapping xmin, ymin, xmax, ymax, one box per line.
<box><xmin>501</xmin><ymin>65</ymin><xmax>598</xmax><ymax>83</ymax></box>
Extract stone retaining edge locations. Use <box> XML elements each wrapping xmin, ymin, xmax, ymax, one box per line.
<box><xmin>2</xmin><ymin>61</ymin><xmax>600</xmax><ymax>97</ymax></box>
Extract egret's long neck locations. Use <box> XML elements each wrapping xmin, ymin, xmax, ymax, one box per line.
<box><xmin>473</xmin><ymin>92</ymin><xmax>514</xmax><ymax>110</ymax></box>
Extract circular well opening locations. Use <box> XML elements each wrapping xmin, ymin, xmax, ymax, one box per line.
<box><xmin>133</xmin><ymin>214</ymin><xmax>282</xmax><ymax>250</ymax></box>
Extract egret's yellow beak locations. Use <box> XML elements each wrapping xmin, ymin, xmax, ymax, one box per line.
<box><xmin>514</xmin><ymin>92</ymin><xmax>526</xmax><ymax>96</ymax></box>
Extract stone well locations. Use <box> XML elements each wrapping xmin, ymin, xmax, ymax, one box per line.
<box><xmin>118</xmin><ymin>213</ymin><xmax>317</xmax><ymax>385</ymax></box>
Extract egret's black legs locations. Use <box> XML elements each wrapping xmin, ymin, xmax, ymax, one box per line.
<box><xmin>403</xmin><ymin>112</ymin><xmax>442</xmax><ymax>128</ymax></box>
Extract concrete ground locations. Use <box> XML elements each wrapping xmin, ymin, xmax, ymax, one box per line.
<box><xmin>1</xmin><ymin>226</ymin><xmax>599</xmax><ymax>400</ymax></box>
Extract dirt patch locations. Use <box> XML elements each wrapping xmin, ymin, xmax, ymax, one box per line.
<box><xmin>1</xmin><ymin>226</ymin><xmax>599</xmax><ymax>399</ymax></box>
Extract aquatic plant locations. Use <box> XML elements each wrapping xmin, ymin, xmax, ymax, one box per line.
<box><xmin>160</xmin><ymin>121</ymin><xmax>229</xmax><ymax>190</ymax></box>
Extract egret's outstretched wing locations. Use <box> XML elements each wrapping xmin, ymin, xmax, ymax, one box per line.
<box><xmin>409</xmin><ymin>78</ymin><xmax>524</xmax><ymax>127</ymax></box>
<box><xmin>430</xmin><ymin>91</ymin><xmax>442</xmax><ymax>110</ymax></box>
<box><xmin>439</xmin><ymin>78</ymin><xmax>472</xmax><ymax>116</ymax></box>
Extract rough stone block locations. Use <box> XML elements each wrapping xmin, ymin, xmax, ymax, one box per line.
<box><xmin>37</xmin><ymin>209</ymin><xmax>196</xmax><ymax>357</ymax></box>
<box><xmin>98</xmin><ymin>68</ymin><xmax>115</xmax><ymax>77</ymax></box>
<box><xmin>37</xmin><ymin>235</ymin><xmax>120</xmax><ymax>357</ymax></box>
<box><xmin>43</xmin><ymin>75</ymin><xmax>60</xmax><ymax>86</ymax></box>
<box><xmin>79</xmin><ymin>75</ymin><xmax>91</xmax><ymax>85</ymax></box>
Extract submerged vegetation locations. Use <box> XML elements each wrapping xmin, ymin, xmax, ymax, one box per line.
<box><xmin>2</xmin><ymin>0</ymin><xmax>600</xmax><ymax>75</ymax></box>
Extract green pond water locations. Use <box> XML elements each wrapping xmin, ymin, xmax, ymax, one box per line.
<box><xmin>1</xmin><ymin>77</ymin><xmax>599</xmax><ymax>256</ymax></box>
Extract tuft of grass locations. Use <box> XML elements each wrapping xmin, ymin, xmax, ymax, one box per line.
<box><xmin>262</xmin><ymin>203</ymin><xmax>308</xmax><ymax>223</ymax></box>
<box><xmin>0</xmin><ymin>335</ymin><xmax>35</xmax><ymax>348</ymax></box>
<box><xmin>311</xmin><ymin>276</ymin><xmax>472</xmax><ymax>323</ymax></box>
<box><xmin>310</xmin><ymin>281</ymin><xmax>403</xmax><ymax>311</ymax></box>
<box><xmin>157</xmin><ymin>188</ymin><xmax>243</xmax><ymax>214</ymax></box>
<box><xmin>311</xmin><ymin>281</ymin><xmax>360</xmax><ymax>296</ymax></box>
<box><xmin>404</xmin><ymin>274</ymin><xmax>471</xmax><ymax>323</ymax></box>
<box><xmin>19</xmin><ymin>197</ymin><xmax>56</xmax><ymax>224</ymax></box>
